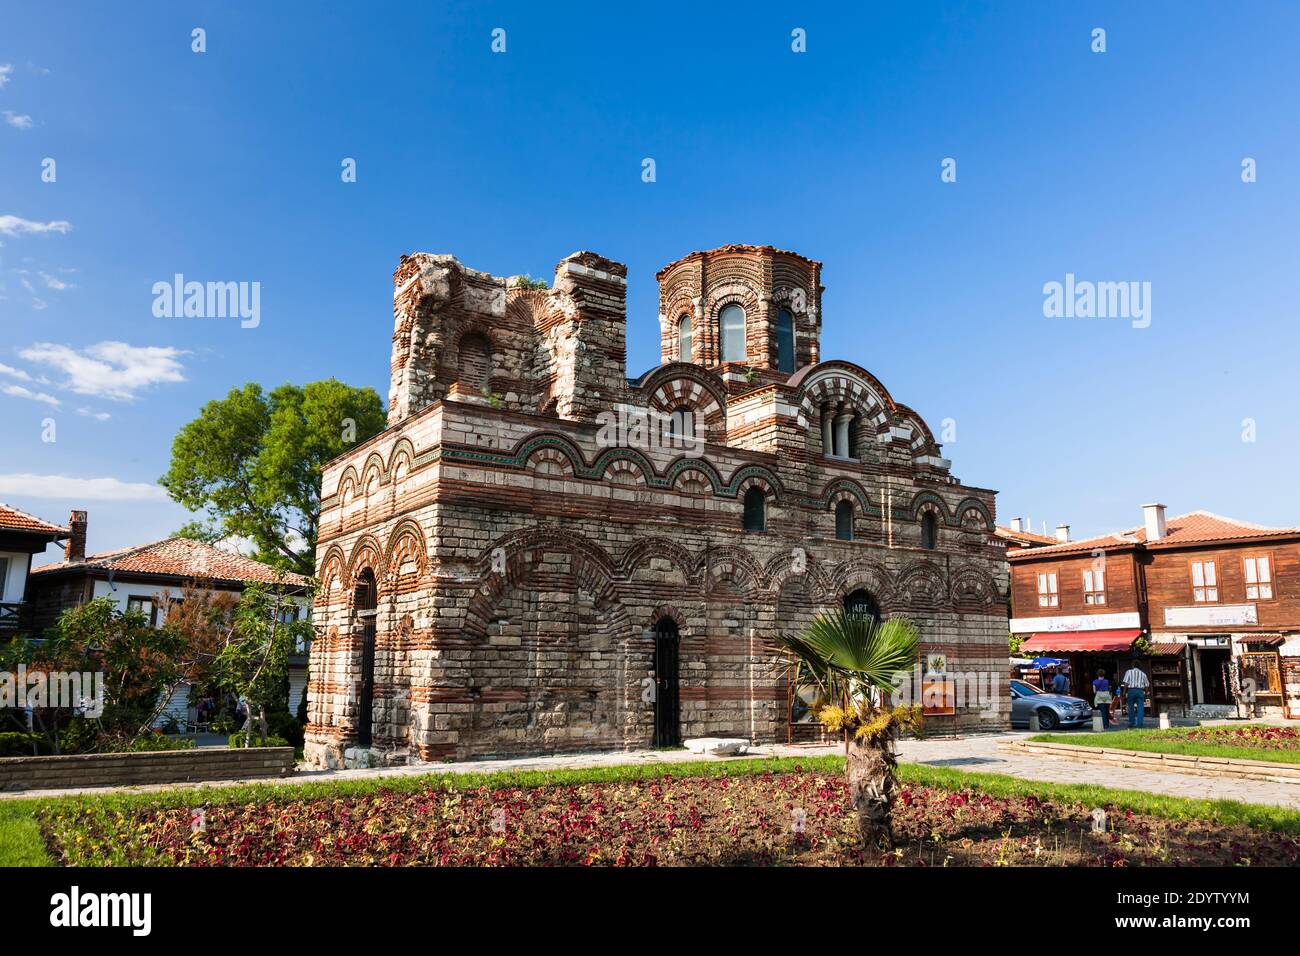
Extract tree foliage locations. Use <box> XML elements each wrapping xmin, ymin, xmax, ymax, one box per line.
<box><xmin>160</xmin><ymin>379</ymin><xmax>385</xmax><ymax>574</ymax></box>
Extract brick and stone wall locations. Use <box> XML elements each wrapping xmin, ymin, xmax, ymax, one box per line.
<box><xmin>0</xmin><ymin>747</ymin><xmax>295</xmax><ymax>792</ymax></box>
<box><xmin>306</xmin><ymin>245</ymin><xmax>1008</xmax><ymax>769</ymax></box>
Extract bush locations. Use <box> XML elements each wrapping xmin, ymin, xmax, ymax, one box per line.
<box><xmin>267</xmin><ymin>711</ymin><xmax>304</xmax><ymax>749</ymax></box>
<box><xmin>121</xmin><ymin>734</ymin><xmax>196</xmax><ymax>752</ymax></box>
<box><xmin>227</xmin><ymin>732</ymin><xmax>290</xmax><ymax>749</ymax></box>
<box><xmin>0</xmin><ymin>732</ymin><xmax>45</xmax><ymax>757</ymax></box>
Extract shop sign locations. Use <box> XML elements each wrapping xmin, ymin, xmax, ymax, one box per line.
<box><xmin>1009</xmin><ymin>612</ymin><xmax>1141</xmax><ymax>634</ymax></box>
<box><xmin>1163</xmin><ymin>604</ymin><xmax>1257</xmax><ymax>628</ymax></box>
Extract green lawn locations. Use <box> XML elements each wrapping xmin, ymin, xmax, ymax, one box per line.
<box><xmin>1031</xmin><ymin>725</ymin><xmax>1300</xmax><ymax>765</ymax></box>
<box><xmin>6</xmin><ymin>753</ymin><xmax>1300</xmax><ymax>866</ymax></box>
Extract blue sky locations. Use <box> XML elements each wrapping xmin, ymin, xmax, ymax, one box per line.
<box><xmin>2</xmin><ymin>1</ymin><xmax>1298</xmax><ymax>562</ymax></box>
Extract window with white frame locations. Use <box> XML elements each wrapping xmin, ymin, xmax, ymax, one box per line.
<box><xmin>1083</xmin><ymin>568</ymin><xmax>1106</xmax><ymax>605</ymax></box>
<box><xmin>1037</xmin><ymin>571</ymin><xmax>1058</xmax><ymax>607</ymax></box>
<box><xmin>1191</xmin><ymin>559</ymin><xmax>1218</xmax><ymax>602</ymax></box>
<box><xmin>1244</xmin><ymin>555</ymin><xmax>1273</xmax><ymax>600</ymax></box>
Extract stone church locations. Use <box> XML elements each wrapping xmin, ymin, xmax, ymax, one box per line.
<box><xmin>304</xmin><ymin>244</ymin><xmax>1008</xmax><ymax>768</ymax></box>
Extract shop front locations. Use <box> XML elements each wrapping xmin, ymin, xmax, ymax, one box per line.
<box><xmin>1017</xmin><ymin>629</ymin><xmax>1146</xmax><ymax>710</ymax></box>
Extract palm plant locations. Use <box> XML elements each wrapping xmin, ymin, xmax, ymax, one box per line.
<box><xmin>776</xmin><ymin>610</ymin><xmax>923</xmax><ymax>851</ymax></box>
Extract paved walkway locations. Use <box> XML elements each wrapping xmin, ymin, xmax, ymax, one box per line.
<box><xmin>895</xmin><ymin>730</ymin><xmax>1300</xmax><ymax>809</ymax></box>
<box><xmin>6</xmin><ymin>726</ymin><xmax>1299</xmax><ymax>807</ymax></box>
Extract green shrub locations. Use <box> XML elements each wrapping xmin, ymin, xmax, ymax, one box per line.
<box><xmin>121</xmin><ymin>734</ymin><xmax>195</xmax><ymax>752</ymax></box>
<box><xmin>227</xmin><ymin>732</ymin><xmax>290</xmax><ymax>749</ymax></box>
<box><xmin>0</xmin><ymin>732</ymin><xmax>45</xmax><ymax>757</ymax></box>
<box><xmin>267</xmin><ymin>711</ymin><xmax>304</xmax><ymax>748</ymax></box>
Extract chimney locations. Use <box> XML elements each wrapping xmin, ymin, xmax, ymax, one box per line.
<box><xmin>1010</xmin><ymin>517</ymin><xmax>1023</xmax><ymax>533</ymax></box>
<box><xmin>1055</xmin><ymin>524</ymin><xmax>1070</xmax><ymax>542</ymax></box>
<box><xmin>1143</xmin><ymin>503</ymin><xmax>1167</xmax><ymax>542</ymax></box>
<box><xmin>66</xmin><ymin>510</ymin><xmax>87</xmax><ymax>562</ymax></box>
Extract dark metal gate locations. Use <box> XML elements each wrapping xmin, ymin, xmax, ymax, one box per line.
<box><xmin>653</xmin><ymin>618</ymin><xmax>680</xmax><ymax>747</ymax></box>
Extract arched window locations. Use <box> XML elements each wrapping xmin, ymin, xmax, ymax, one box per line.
<box><xmin>835</xmin><ymin>500</ymin><xmax>854</xmax><ymax>541</ymax></box>
<box><xmin>677</xmin><ymin>315</ymin><xmax>693</xmax><ymax>362</ymax></box>
<box><xmin>921</xmin><ymin>511</ymin><xmax>938</xmax><ymax>550</ymax></box>
<box><xmin>742</xmin><ymin>486</ymin><xmax>766</xmax><ymax>532</ymax></box>
<box><xmin>353</xmin><ymin>567</ymin><xmax>378</xmax><ymax>614</ymax></box>
<box><xmin>843</xmin><ymin>588</ymin><xmax>881</xmax><ymax>625</ymax></box>
<box><xmin>719</xmin><ymin>304</ymin><xmax>746</xmax><ymax>363</ymax></box>
<box><xmin>776</xmin><ymin>308</ymin><xmax>795</xmax><ymax>373</ymax></box>
<box><xmin>457</xmin><ymin>333</ymin><xmax>491</xmax><ymax>393</ymax></box>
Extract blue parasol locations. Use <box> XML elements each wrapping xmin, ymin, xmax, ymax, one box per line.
<box><xmin>1030</xmin><ymin>657</ymin><xmax>1068</xmax><ymax>668</ymax></box>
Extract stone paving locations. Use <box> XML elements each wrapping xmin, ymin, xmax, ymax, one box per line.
<box><xmin>6</xmin><ymin>725</ymin><xmax>1299</xmax><ymax>808</ymax></box>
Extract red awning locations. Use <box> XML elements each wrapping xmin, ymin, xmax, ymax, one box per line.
<box><xmin>1019</xmin><ymin>629</ymin><xmax>1143</xmax><ymax>654</ymax></box>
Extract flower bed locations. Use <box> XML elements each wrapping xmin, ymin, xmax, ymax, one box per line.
<box><xmin>42</xmin><ymin>769</ymin><xmax>1300</xmax><ymax>867</ymax></box>
<box><xmin>1184</xmin><ymin>725</ymin><xmax>1300</xmax><ymax>751</ymax></box>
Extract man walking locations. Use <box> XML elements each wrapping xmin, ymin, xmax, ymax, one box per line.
<box><xmin>1119</xmin><ymin>658</ymin><xmax>1150</xmax><ymax>729</ymax></box>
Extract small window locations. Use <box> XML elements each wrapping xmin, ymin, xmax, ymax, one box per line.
<box><xmin>920</xmin><ymin>512</ymin><xmax>938</xmax><ymax>550</ymax></box>
<box><xmin>1244</xmin><ymin>555</ymin><xmax>1273</xmax><ymax>600</ymax></box>
<box><xmin>742</xmin><ymin>486</ymin><xmax>766</xmax><ymax>532</ymax></box>
<box><xmin>1037</xmin><ymin>572</ymin><xmax>1058</xmax><ymax>608</ymax></box>
<box><xmin>677</xmin><ymin>314</ymin><xmax>693</xmax><ymax>362</ymax></box>
<box><xmin>1083</xmin><ymin>569</ymin><xmax>1106</xmax><ymax>605</ymax></box>
<box><xmin>776</xmin><ymin>309</ymin><xmax>795</xmax><ymax>373</ymax></box>
<box><xmin>835</xmin><ymin>500</ymin><xmax>854</xmax><ymax>541</ymax></box>
<box><xmin>669</xmin><ymin>405</ymin><xmax>694</xmax><ymax>443</ymax></box>
<box><xmin>720</xmin><ymin>305</ymin><xmax>746</xmax><ymax>363</ymax></box>
<box><xmin>126</xmin><ymin>595</ymin><xmax>157</xmax><ymax>627</ymax></box>
<box><xmin>0</xmin><ymin>556</ymin><xmax>9</xmax><ymax>602</ymax></box>
<box><xmin>1191</xmin><ymin>560</ymin><xmax>1218</xmax><ymax>602</ymax></box>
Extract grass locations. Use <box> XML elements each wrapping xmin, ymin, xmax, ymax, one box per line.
<box><xmin>7</xmin><ymin>752</ymin><xmax>1300</xmax><ymax>866</ymax></box>
<box><xmin>1030</xmin><ymin>725</ymin><xmax>1300</xmax><ymax>765</ymax></box>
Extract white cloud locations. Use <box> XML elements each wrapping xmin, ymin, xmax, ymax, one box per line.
<box><xmin>0</xmin><ymin>65</ymin><xmax>12</xmax><ymax>88</ymax></box>
<box><xmin>76</xmin><ymin>407</ymin><xmax>111</xmax><ymax>421</ymax></box>
<box><xmin>2</xmin><ymin>111</ymin><xmax>33</xmax><ymax>130</ymax></box>
<box><xmin>37</xmin><ymin>271</ymin><xmax>72</xmax><ymax>290</ymax></box>
<box><xmin>30</xmin><ymin>297</ymin><xmax>47</xmax><ymax>310</ymax></box>
<box><xmin>1</xmin><ymin>382</ymin><xmax>60</xmax><ymax>406</ymax></box>
<box><xmin>0</xmin><ymin>473</ymin><xmax>168</xmax><ymax>501</ymax></box>
<box><xmin>0</xmin><ymin>362</ymin><xmax>33</xmax><ymax>381</ymax></box>
<box><xmin>0</xmin><ymin>215</ymin><xmax>71</xmax><ymax>237</ymax></box>
<box><xmin>18</xmin><ymin>341</ymin><xmax>187</xmax><ymax>401</ymax></box>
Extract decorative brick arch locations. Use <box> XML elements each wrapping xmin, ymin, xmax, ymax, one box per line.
<box><xmin>910</xmin><ymin>490</ymin><xmax>953</xmax><ymax>525</ymax></box>
<box><xmin>592</xmin><ymin>447</ymin><xmax>655</xmax><ymax>486</ymax></box>
<box><xmin>954</xmin><ymin>496</ymin><xmax>995</xmax><ymax>531</ymax></box>
<box><xmin>463</xmin><ymin>526</ymin><xmax>625</xmax><ymax>641</ymax></box>
<box><xmin>950</xmin><ymin>565</ymin><xmax>1000</xmax><ymax>612</ymax></box>
<box><xmin>895</xmin><ymin>561</ymin><xmax>947</xmax><ymax>612</ymax></box>
<box><xmin>830</xmin><ymin>560</ymin><xmax>896</xmax><ymax>612</ymax></box>
<box><xmin>698</xmin><ymin>544</ymin><xmax>764</xmax><ymax>600</ymax></box>
<box><xmin>704</xmin><ymin>280</ymin><xmax>762</xmax><ymax>364</ymax></box>
<box><xmin>387</xmin><ymin>438</ymin><xmax>416</xmax><ymax>481</ymax></box>
<box><xmin>619</xmin><ymin>535</ymin><xmax>696</xmax><ymax>581</ymax></box>
<box><xmin>344</xmin><ymin>534</ymin><xmax>384</xmax><ymax>600</ymax></box>
<box><xmin>762</xmin><ymin>547</ymin><xmax>831</xmax><ymax>600</ymax></box>
<box><xmin>385</xmin><ymin>520</ymin><xmax>429</xmax><ymax>583</ymax></box>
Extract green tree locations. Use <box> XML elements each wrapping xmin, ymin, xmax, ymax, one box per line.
<box><xmin>214</xmin><ymin>581</ymin><xmax>314</xmax><ymax>746</ymax></box>
<box><xmin>161</xmin><ymin>379</ymin><xmax>385</xmax><ymax>574</ymax></box>
<box><xmin>775</xmin><ymin>610</ymin><xmax>923</xmax><ymax>851</ymax></box>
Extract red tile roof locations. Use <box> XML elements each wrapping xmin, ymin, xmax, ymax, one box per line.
<box><xmin>31</xmin><ymin>536</ymin><xmax>308</xmax><ymax>588</ymax></box>
<box><xmin>1007</xmin><ymin>510</ymin><xmax>1300</xmax><ymax>559</ymax></box>
<box><xmin>0</xmin><ymin>503</ymin><xmax>69</xmax><ymax>537</ymax></box>
<box><xmin>994</xmin><ymin>525</ymin><xmax>1058</xmax><ymax>548</ymax></box>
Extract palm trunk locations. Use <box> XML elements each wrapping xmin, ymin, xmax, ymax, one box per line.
<box><xmin>845</xmin><ymin>736</ymin><xmax>898</xmax><ymax>851</ymax></box>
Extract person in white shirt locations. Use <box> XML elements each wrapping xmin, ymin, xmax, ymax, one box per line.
<box><xmin>1119</xmin><ymin>658</ymin><xmax>1150</xmax><ymax>729</ymax></box>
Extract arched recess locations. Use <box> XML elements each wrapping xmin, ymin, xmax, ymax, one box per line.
<box><xmin>455</xmin><ymin>330</ymin><xmax>492</xmax><ymax>394</ymax></box>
